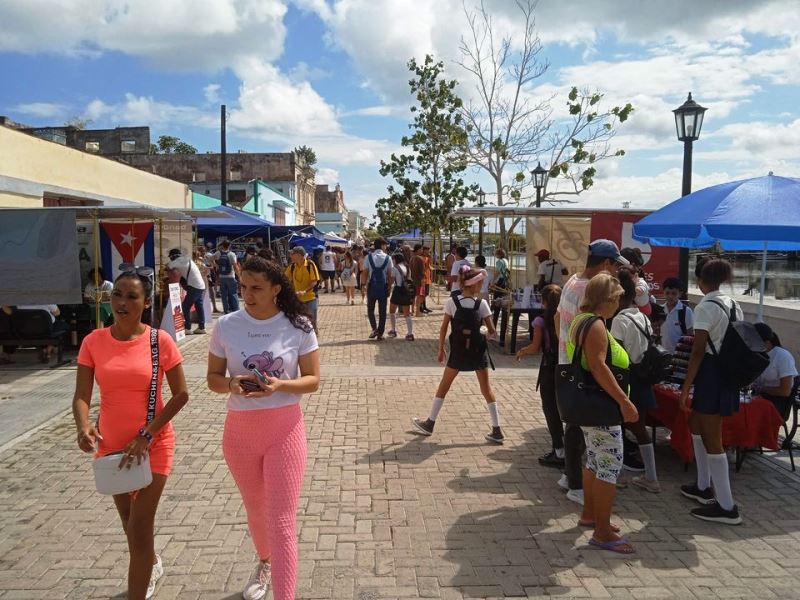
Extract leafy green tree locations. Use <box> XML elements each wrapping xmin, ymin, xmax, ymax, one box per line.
<box><xmin>376</xmin><ymin>55</ymin><xmax>475</xmax><ymax>242</ymax></box>
<box><xmin>150</xmin><ymin>135</ymin><xmax>197</xmax><ymax>155</ymax></box>
<box><xmin>294</xmin><ymin>145</ymin><xmax>317</xmax><ymax>167</ymax></box>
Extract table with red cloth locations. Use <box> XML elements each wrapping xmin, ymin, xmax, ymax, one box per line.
<box><xmin>649</xmin><ymin>384</ymin><xmax>784</xmax><ymax>464</ymax></box>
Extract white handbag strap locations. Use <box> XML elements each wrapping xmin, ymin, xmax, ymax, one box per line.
<box><xmin>146</xmin><ymin>327</ymin><xmax>160</xmax><ymax>424</ymax></box>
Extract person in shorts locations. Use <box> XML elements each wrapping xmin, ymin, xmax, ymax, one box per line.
<box><xmin>320</xmin><ymin>246</ymin><xmax>337</xmax><ymax>293</ymax></box>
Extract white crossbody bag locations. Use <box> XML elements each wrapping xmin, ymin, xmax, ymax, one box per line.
<box><xmin>93</xmin><ymin>327</ymin><xmax>159</xmax><ymax>495</ymax></box>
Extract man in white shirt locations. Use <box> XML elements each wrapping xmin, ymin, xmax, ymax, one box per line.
<box><xmin>363</xmin><ymin>238</ymin><xmax>393</xmax><ymax>340</ymax></box>
<box><xmin>168</xmin><ymin>248</ymin><xmax>207</xmax><ymax>335</ymax></box>
<box><xmin>321</xmin><ymin>246</ymin><xmax>337</xmax><ymax>293</ymax></box>
<box><xmin>536</xmin><ymin>249</ymin><xmax>568</xmax><ymax>289</ymax></box>
<box><xmin>660</xmin><ymin>277</ymin><xmax>694</xmax><ymax>353</ymax></box>
<box><xmin>449</xmin><ymin>246</ymin><xmax>471</xmax><ymax>294</ymax></box>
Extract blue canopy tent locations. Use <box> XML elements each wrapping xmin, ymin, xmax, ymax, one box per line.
<box><xmin>196</xmin><ymin>205</ymin><xmax>274</xmax><ymax>241</ymax></box>
<box><xmin>388</xmin><ymin>228</ymin><xmax>434</xmax><ymax>243</ymax></box>
<box><xmin>269</xmin><ymin>224</ymin><xmax>325</xmax><ymax>240</ymax></box>
<box><xmin>288</xmin><ymin>233</ymin><xmax>325</xmax><ymax>254</ymax></box>
<box><xmin>633</xmin><ymin>173</ymin><xmax>800</xmax><ymax>319</ymax></box>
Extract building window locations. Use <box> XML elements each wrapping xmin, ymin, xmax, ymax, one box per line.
<box><xmin>85</xmin><ymin>141</ymin><xmax>100</xmax><ymax>153</ymax></box>
<box><xmin>227</xmin><ymin>189</ymin><xmax>247</xmax><ymax>207</ymax></box>
<box><xmin>273</xmin><ymin>207</ymin><xmax>287</xmax><ymax>225</ymax></box>
<box><xmin>230</xmin><ymin>165</ymin><xmax>243</xmax><ymax>181</ymax></box>
<box><xmin>120</xmin><ymin>139</ymin><xmax>136</xmax><ymax>153</ymax></box>
<box><xmin>192</xmin><ymin>171</ymin><xmax>206</xmax><ymax>182</ymax></box>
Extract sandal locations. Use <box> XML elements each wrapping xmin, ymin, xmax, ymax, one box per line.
<box><xmin>578</xmin><ymin>520</ymin><xmax>621</xmax><ymax>533</ymax></box>
<box><xmin>588</xmin><ymin>537</ymin><xmax>635</xmax><ymax>554</ymax></box>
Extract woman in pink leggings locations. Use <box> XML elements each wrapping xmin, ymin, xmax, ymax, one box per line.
<box><xmin>207</xmin><ymin>256</ymin><xmax>320</xmax><ymax>600</ymax></box>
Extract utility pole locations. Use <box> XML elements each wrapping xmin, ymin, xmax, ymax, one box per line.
<box><xmin>220</xmin><ymin>104</ymin><xmax>227</xmax><ymax>206</ymax></box>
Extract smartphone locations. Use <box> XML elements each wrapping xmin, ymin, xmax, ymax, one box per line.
<box><xmin>239</xmin><ymin>379</ymin><xmax>261</xmax><ymax>392</ymax></box>
<box><xmin>250</xmin><ymin>367</ymin><xmax>269</xmax><ymax>385</ymax></box>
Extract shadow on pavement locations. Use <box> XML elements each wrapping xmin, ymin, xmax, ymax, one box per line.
<box><xmin>358</xmin><ymin>436</ymin><xmax>489</xmax><ymax>466</ymax></box>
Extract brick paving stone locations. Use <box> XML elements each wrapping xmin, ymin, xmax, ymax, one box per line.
<box><xmin>2</xmin><ymin>289</ymin><xmax>800</xmax><ymax>598</ymax></box>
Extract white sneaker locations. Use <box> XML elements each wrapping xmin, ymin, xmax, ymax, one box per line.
<box><xmin>566</xmin><ymin>489</ymin><xmax>585</xmax><ymax>506</ymax></box>
<box><xmin>557</xmin><ymin>474</ymin><xmax>569</xmax><ymax>490</ymax></box>
<box><xmin>145</xmin><ymin>554</ymin><xmax>163</xmax><ymax>599</ymax></box>
<box><xmin>242</xmin><ymin>560</ymin><xmax>271</xmax><ymax>600</ymax></box>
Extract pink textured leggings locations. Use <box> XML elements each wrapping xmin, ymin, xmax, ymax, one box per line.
<box><xmin>223</xmin><ymin>404</ymin><xmax>307</xmax><ymax>600</ymax></box>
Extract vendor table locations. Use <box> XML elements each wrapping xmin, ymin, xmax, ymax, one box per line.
<box><xmin>495</xmin><ymin>300</ymin><xmax>544</xmax><ymax>353</ymax></box>
<box><xmin>649</xmin><ymin>384</ymin><xmax>784</xmax><ymax>471</ymax></box>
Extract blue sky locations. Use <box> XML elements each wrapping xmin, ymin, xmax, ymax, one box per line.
<box><xmin>1</xmin><ymin>0</ymin><xmax>799</xmax><ymax>223</ymax></box>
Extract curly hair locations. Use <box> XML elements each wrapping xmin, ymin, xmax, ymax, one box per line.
<box><xmin>241</xmin><ymin>256</ymin><xmax>313</xmax><ymax>333</ymax></box>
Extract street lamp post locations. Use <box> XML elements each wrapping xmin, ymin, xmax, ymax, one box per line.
<box><xmin>531</xmin><ymin>162</ymin><xmax>548</xmax><ymax>208</ymax></box>
<box><xmin>673</xmin><ymin>93</ymin><xmax>707</xmax><ymax>285</ymax></box>
<box><xmin>477</xmin><ymin>188</ymin><xmax>486</xmax><ymax>256</ymax></box>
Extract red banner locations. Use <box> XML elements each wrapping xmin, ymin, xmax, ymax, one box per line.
<box><xmin>590</xmin><ymin>212</ymin><xmax>679</xmax><ymax>295</ymax></box>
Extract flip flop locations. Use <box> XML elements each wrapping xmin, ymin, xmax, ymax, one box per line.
<box><xmin>588</xmin><ymin>537</ymin><xmax>635</xmax><ymax>554</ymax></box>
<box><xmin>578</xmin><ymin>520</ymin><xmax>621</xmax><ymax>532</ymax></box>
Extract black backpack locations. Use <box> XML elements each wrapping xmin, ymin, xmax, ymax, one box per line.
<box><xmin>621</xmin><ymin>313</ymin><xmax>673</xmax><ymax>384</ymax></box>
<box><xmin>677</xmin><ymin>306</ymin><xmax>688</xmax><ymax>335</ymax></box>
<box><xmin>449</xmin><ymin>296</ymin><xmax>485</xmax><ymax>359</ymax></box>
<box><xmin>706</xmin><ymin>299</ymin><xmax>769</xmax><ymax>388</ymax></box>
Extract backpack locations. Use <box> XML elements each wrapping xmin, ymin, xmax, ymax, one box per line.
<box><xmin>707</xmin><ymin>299</ymin><xmax>770</xmax><ymax>388</ymax></box>
<box><xmin>677</xmin><ymin>306</ymin><xmax>688</xmax><ymax>335</ymax></box>
<box><xmin>449</xmin><ymin>296</ymin><xmax>486</xmax><ymax>360</ymax></box>
<box><xmin>398</xmin><ymin>265</ymin><xmax>416</xmax><ymax>297</ymax></box>
<box><xmin>621</xmin><ymin>313</ymin><xmax>673</xmax><ymax>384</ymax></box>
<box><xmin>217</xmin><ymin>252</ymin><xmax>233</xmax><ymax>276</ymax></box>
<box><xmin>367</xmin><ymin>254</ymin><xmax>390</xmax><ymax>297</ymax></box>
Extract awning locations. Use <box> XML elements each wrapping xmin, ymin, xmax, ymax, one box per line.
<box><xmin>196</xmin><ymin>205</ymin><xmax>274</xmax><ymax>240</ymax></box>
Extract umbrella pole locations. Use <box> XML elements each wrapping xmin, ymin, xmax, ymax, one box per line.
<box><xmin>758</xmin><ymin>241</ymin><xmax>767</xmax><ymax>322</ymax></box>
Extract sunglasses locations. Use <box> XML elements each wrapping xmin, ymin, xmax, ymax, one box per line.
<box><xmin>119</xmin><ymin>264</ymin><xmax>154</xmax><ymax>278</ymax></box>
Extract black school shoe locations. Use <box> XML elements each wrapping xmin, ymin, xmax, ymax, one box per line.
<box><xmin>691</xmin><ymin>502</ymin><xmax>742</xmax><ymax>525</ymax></box>
<box><xmin>412</xmin><ymin>417</ymin><xmax>434</xmax><ymax>436</ymax></box>
<box><xmin>485</xmin><ymin>427</ymin><xmax>505</xmax><ymax>444</ymax></box>
<box><xmin>680</xmin><ymin>483</ymin><xmax>716</xmax><ymax>505</ymax></box>
<box><xmin>538</xmin><ymin>451</ymin><xmax>565</xmax><ymax>468</ymax></box>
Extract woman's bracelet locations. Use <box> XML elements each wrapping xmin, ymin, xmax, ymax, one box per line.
<box><xmin>138</xmin><ymin>427</ymin><xmax>153</xmax><ymax>445</ymax></box>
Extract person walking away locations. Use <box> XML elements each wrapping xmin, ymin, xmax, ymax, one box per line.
<box><xmin>444</xmin><ymin>245</ymin><xmax>457</xmax><ymax>292</ymax></box>
<box><xmin>679</xmin><ymin>257</ymin><xmax>744</xmax><ymax>525</ymax></box>
<box><xmin>409</xmin><ymin>244</ymin><xmax>426</xmax><ymax>317</ymax></box>
<box><xmin>388</xmin><ymin>253</ymin><xmax>415</xmax><ymax>341</ymax></box>
<box><xmin>73</xmin><ymin>270</ymin><xmax>189</xmax><ymax>599</ymax></box>
<box><xmin>285</xmin><ymin>246</ymin><xmax>321</xmax><ymax>333</ymax></box>
<box><xmin>611</xmin><ymin>268</ymin><xmax>660</xmax><ymax>493</ymax></box>
<box><xmin>213</xmin><ymin>240</ymin><xmax>240</xmax><ymax>314</ymax></box>
<box><xmin>516</xmin><ymin>284</ymin><xmax>564</xmax><ymax>467</ymax></box>
<box><xmin>320</xmin><ymin>246</ymin><xmax>336</xmax><ymax>293</ymax></box>
<box><xmin>474</xmin><ymin>255</ymin><xmax>492</xmax><ymax>304</ymax></box>
<box><xmin>490</xmin><ymin>248</ymin><xmax>511</xmax><ymax>325</ymax></box>
<box><xmin>204</xmin><ymin>242</ymin><xmax>221</xmax><ymax>313</ymax></box>
<box><xmin>359</xmin><ymin>248</ymin><xmax>369</xmax><ymax>304</ymax></box>
<box><xmin>364</xmin><ymin>239</ymin><xmax>393</xmax><ymax>341</ymax></box>
<box><xmin>536</xmin><ymin>249</ymin><xmax>569</xmax><ymax>290</ymax></box>
<box><xmin>420</xmin><ymin>246</ymin><xmax>433</xmax><ymax>313</ymax></box>
<box><xmin>567</xmin><ymin>273</ymin><xmax>638</xmax><ymax>554</ymax></box>
<box><xmin>341</xmin><ymin>251</ymin><xmax>357</xmax><ymax>305</ymax></box>
<box><xmin>752</xmin><ymin>322</ymin><xmax>798</xmax><ymax>415</ymax></box>
<box><xmin>412</xmin><ymin>266</ymin><xmax>504</xmax><ymax>443</ymax></box>
<box><xmin>556</xmin><ymin>240</ymin><xmax>629</xmax><ymax>505</ymax></box>
<box><xmin>167</xmin><ymin>248</ymin><xmax>207</xmax><ymax>335</ymax></box>
<box><xmin>206</xmin><ymin>257</ymin><xmax>320</xmax><ymax>600</ymax></box>
<box><xmin>448</xmin><ymin>246</ymin><xmax>471</xmax><ymax>296</ymax></box>
<box><xmin>661</xmin><ymin>277</ymin><xmax>694</xmax><ymax>353</ymax></box>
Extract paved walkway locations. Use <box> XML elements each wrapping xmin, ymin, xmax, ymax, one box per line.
<box><xmin>1</xmin><ymin>291</ymin><xmax>800</xmax><ymax>599</ymax></box>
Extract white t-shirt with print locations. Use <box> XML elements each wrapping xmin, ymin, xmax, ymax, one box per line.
<box><xmin>322</xmin><ymin>251</ymin><xmax>336</xmax><ymax>271</ymax></box>
<box><xmin>450</xmin><ymin>259</ymin><xmax>472</xmax><ymax>292</ymax></box>
<box><xmin>611</xmin><ymin>307</ymin><xmax>651</xmax><ymax>364</ymax></box>
<box><xmin>693</xmin><ymin>290</ymin><xmax>744</xmax><ymax>355</ymax></box>
<box><xmin>444</xmin><ymin>295</ymin><xmax>491</xmax><ymax>320</ymax></box>
<box><xmin>755</xmin><ymin>346</ymin><xmax>798</xmax><ymax>391</ymax></box>
<box><xmin>209</xmin><ymin>309</ymin><xmax>319</xmax><ymax>411</ymax></box>
<box><xmin>557</xmin><ymin>274</ymin><xmax>589</xmax><ymax>363</ymax></box>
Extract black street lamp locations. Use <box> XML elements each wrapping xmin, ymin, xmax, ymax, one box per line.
<box><xmin>673</xmin><ymin>92</ymin><xmax>707</xmax><ymax>285</ymax></box>
<box><xmin>477</xmin><ymin>188</ymin><xmax>486</xmax><ymax>256</ymax></box>
<box><xmin>531</xmin><ymin>162</ymin><xmax>548</xmax><ymax>208</ymax></box>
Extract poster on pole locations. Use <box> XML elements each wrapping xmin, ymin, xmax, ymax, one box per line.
<box><xmin>160</xmin><ymin>283</ymin><xmax>186</xmax><ymax>341</ymax></box>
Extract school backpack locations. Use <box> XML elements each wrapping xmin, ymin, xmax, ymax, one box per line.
<box><xmin>706</xmin><ymin>299</ymin><xmax>769</xmax><ymax>388</ymax></box>
<box><xmin>621</xmin><ymin>313</ymin><xmax>673</xmax><ymax>384</ymax></box>
<box><xmin>449</xmin><ymin>296</ymin><xmax>485</xmax><ymax>361</ymax></box>
<box><xmin>367</xmin><ymin>254</ymin><xmax>390</xmax><ymax>297</ymax></box>
<box><xmin>217</xmin><ymin>252</ymin><xmax>233</xmax><ymax>276</ymax></box>
<box><xmin>398</xmin><ymin>265</ymin><xmax>416</xmax><ymax>298</ymax></box>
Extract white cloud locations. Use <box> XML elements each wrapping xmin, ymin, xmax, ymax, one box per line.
<box><xmin>81</xmin><ymin>93</ymin><xmax>217</xmax><ymax>128</ymax></box>
<box><xmin>203</xmin><ymin>84</ymin><xmax>221</xmax><ymax>104</ymax></box>
<box><xmin>11</xmin><ymin>102</ymin><xmax>67</xmax><ymax>119</ymax></box>
<box><xmin>315</xmin><ymin>167</ymin><xmax>340</xmax><ymax>185</ymax></box>
<box><xmin>340</xmin><ymin>104</ymin><xmax>406</xmax><ymax>118</ymax></box>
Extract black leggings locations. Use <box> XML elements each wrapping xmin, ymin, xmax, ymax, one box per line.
<box><xmin>538</xmin><ymin>359</ymin><xmax>564</xmax><ymax>451</ymax></box>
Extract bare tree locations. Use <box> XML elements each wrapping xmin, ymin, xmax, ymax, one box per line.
<box><xmin>458</xmin><ymin>0</ymin><xmax>633</xmax><ymax>246</ymax></box>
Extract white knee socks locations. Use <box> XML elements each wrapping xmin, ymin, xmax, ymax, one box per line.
<box><xmin>487</xmin><ymin>402</ymin><xmax>500</xmax><ymax>427</ymax></box>
<box><xmin>708</xmin><ymin>453</ymin><xmax>735</xmax><ymax>510</ymax></box>
<box><xmin>692</xmin><ymin>434</ymin><xmax>711</xmax><ymax>490</ymax></box>
<box><xmin>429</xmin><ymin>397</ymin><xmax>445</xmax><ymax>422</ymax></box>
<box><xmin>639</xmin><ymin>443</ymin><xmax>657</xmax><ymax>482</ymax></box>
<box><xmin>405</xmin><ymin>315</ymin><xmax>413</xmax><ymax>335</ymax></box>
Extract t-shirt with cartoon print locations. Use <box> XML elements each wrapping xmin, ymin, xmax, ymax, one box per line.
<box><xmin>209</xmin><ymin>309</ymin><xmax>319</xmax><ymax>411</ymax></box>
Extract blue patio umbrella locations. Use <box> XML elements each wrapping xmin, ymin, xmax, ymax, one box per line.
<box><xmin>633</xmin><ymin>173</ymin><xmax>800</xmax><ymax>319</ymax></box>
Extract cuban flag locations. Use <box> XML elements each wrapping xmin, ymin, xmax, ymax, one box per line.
<box><xmin>100</xmin><ymin>221</ymin><xmax>155</xmax><ymax>280</ymax></box>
